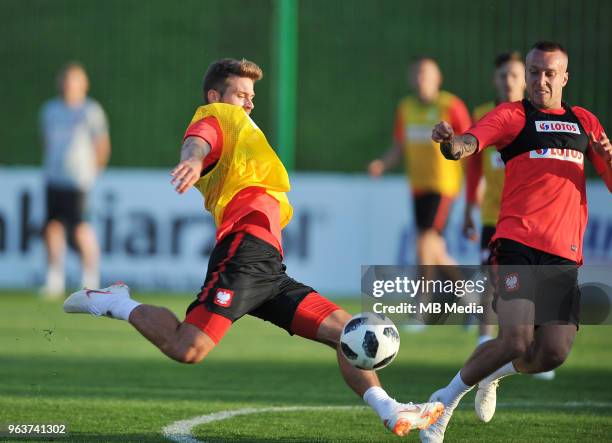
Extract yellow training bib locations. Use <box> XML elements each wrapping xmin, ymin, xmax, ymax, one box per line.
<box><xmin>473</xmin><ymin>101</ymin><xmax>505</xmax><ymax>225</ymax></box>
<box><xmin>189</xmin><ymin>103</ymin><xmax>293</xmax><ymax>228</ymax></box>
<box><xmin>396</xmin><ymin>91</ymin><xmax>463</xmax><ymax>197</ymax></box>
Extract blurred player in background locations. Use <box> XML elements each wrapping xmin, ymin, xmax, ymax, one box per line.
<box><xmin>423</xmin><ymin>41</ymin><xmax>612</xmax><ymax>442</ymax></box>
<box><xmin>369</xmin><ymin>58</ymin><xmax>471</xmax><ymax>265</ymax></box>
<box><xmin>463</xmin><ymin>52</ymin><xmax>525</xmax><ymax>346</ymax></box>
<box><xmin>368</xmin><ymin>57</ymin><xmax>471</xmax><ymax>327</ymax></box>
<box><xmin>40</xmin><ymin>62</ymin><xmax>110</xmax><ymax>298</ymax></box>
<box><xmin>64</xmin><ymin>58</ymin><xmax>444</xmax><ymax>436</ymax></box>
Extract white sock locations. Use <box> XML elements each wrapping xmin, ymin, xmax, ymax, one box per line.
<box><xmin>82</xmin><ymin>266</ymin><xmax>100</xmax><ymax>289</ymax></box>
<box><xmin>439</xmin><ymin>372</ymin><xmax>473</xmax><ymax>409</ymax></box>
<box><xmin>363</xmin><ymin>386</ymin><xmax>399</xmax><ymax>420</ymax></box>
<box><xmin>480</xmin><ymin>361</ymin><xmax>518</xmax><ymax>386</ymax></box>
<box><xmin>45</xmin><ymin>263</ymin><xmax>65</xmax><ymax>294</ymax></box>
<box><xmin>110</xmin><ymin>298</ymin><xmax>141</xmax><ymax>321</ymax></box>
<box><xmin>477</xmin><ymin>335</ymin><xmax>493</xmax><ymax>346</ymax></box>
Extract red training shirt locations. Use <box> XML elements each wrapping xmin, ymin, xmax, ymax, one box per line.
<box><xmin>467</xmin><ymin>101</ymin><xmax>612</xmax><ymax>263</ymax></box>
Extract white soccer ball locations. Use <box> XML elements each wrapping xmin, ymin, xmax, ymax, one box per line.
<box><xmin>340</xmin><ymin>312</ymin><xmax>400</xmax><ymax>370</ymax></box>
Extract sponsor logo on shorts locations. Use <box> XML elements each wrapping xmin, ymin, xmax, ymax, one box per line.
<box><xmin>535</xmin><ymin>121</ymin><xmax>581</xmax><ymax>134</ymax></box>
<box><xmin>504</xmin><ymin>273</ymin><xmax>520</xmax><ymax>292</ymax></box>
<box><xmin>529</xmin><ymin>148</ymin><xmax>584</xmax><ymax>164</ymax></box>
<box><xmin>214</xmin><ymin>289</ymin><xmax>234</xmax><ymax>307</ymax></box>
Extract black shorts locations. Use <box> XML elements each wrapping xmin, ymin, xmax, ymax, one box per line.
<box><xmin>413</xmin><ymin>192</ymin><xmax>453</xmax><ymax>233</ymax></box>
<box><xmin>46</xmin><ymin>185</ymin><xmax>86</xmax><ymax>227</ymax></box>
<box><xmin>186</xmin><ymin>232</ymin><xmax>315</xmax><ymax>332</ymax></box>
<box><xmin>480</xmin><ymin>225</ymin><xmax>497</xmax><ymax>265</ymax></box>
<box><xmin>490</xmin><ymin>238</ymin><xmax>580</xmax><ymax>326</ymax></box>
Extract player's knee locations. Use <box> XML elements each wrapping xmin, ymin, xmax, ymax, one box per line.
<box><xmin>170</xmin><ymin>342</ymin><xmax>210</xmax><ymax>364</ymax></box>
<box><xmin>538</xmin><ymin>344</ymin><xmax>570</xmax><ymax>370</ymax></box>
<box><xmin>168</xmin><ymin>325</ymin><xmax>215</xmax><ymax>364</ymax></box>
<box><xmin>502</xmin><ymin>335</ymin><xmax>531</xmax><ymax>359</ymax></box>
<box><xmin>318</xmin><ymin>310</ymin><xmax>351</xmax><ymax>347</ymax></box>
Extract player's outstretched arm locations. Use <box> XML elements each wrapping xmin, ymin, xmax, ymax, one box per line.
<box><xmin>432</xmin><ymin>121</ymin><xmax>479</xmax><ymax>160</ymax></box>
<box><xmin>171</xmin><ymin>136</ymin><xmax>211</xmax><ymax>194</ymax></box>
<box><xmin>368</xmin><ymin>141</ymin><xmax>403</xmax><ymax>177</ymax></box>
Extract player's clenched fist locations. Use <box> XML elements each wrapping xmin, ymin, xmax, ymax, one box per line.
<box><xmin>590</xmin><ymin>131</ymin><xmax>612</xmax><ymax>166</ymax></box>
<box><xmin>432</xmin><ymin>121</ymin><xmax>454</xmax><ymax>143</ymax></box>
<box><xmin>171</xmin><ymin>158</ymin><xmax>202</xmax><ymax>194</ymax></box>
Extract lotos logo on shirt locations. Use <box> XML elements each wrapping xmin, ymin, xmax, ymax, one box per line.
<box><xmin>529</xmin><ymin>148</ymin><xmax>584</xmax><ymax>164</ymax></box>
<box><xmin>214</xmin><ymin>289</ymin><xmax>234</xmax><ymax>308</ymax></box>
<box><xmin>535</xmin><ymin>121</ymin><xmax>580</xmax><ymax>134</ymax></box>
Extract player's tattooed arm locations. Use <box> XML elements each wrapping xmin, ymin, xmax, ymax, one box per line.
<box><xmin>180</xmin><ymin>136</ymin><xmax>211</xmax><ymax>162</ymax></box>
<box><xmin>432</xmin><ymin>121</ymin><xmax>479</xmax><ymax>160</ymax></box>
<box><xmin>171</xmin><ymin>136</ymin><xmax>212</xmax><ymax>194</ymax></box>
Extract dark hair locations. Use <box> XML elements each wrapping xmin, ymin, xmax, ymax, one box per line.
<box><xmin>530</xmin><ymin>41</ymin><xmax>568</xmax><ymax>56</ymax></box>
<box><xmin>494</xmin><ymin>51</ymin><xmax>523</xmax><ymax>68</ymax></box>
<box><xmin>202</xmin><ymin>58</ymin><xmax>263</xmax><ymax>103</ymax></box>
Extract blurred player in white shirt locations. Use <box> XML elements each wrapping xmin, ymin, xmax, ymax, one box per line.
<box><xmin>40</xmin><ymin>62</ymin><xmax>110</xmax><ymax>297</ymax></box>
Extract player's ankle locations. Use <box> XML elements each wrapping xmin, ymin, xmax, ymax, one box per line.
<box><xmin>363</xmin><ymin>386</ymin><xmax>398</xmax><ymax>419</ymax></box>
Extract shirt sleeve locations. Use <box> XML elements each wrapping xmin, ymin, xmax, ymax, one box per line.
<box><xmin>448</xmin><ymin>97</ymin><xmax>472</xmax><ymax>135</ymax></box>
<box><xmin>575</xmin><ymin>107</ymin><xmax>612</xmax><ymax>192</ymax></box>
<box><xmin>466</xmin><ymin>102</ymin><xmax>524</xmax><ymax>152</ymax></box>
<box><xmin>183</xmin><ymin>116</ymin><xmax>223</xmax><ymax>171</ymax></box>
<box><xmin>88</xmin><ymin>101</ymin><xmax>109</xmax><ymax>139</ymax></box>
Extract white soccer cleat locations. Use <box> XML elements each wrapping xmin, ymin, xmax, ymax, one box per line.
<box><xmin>383</xmin><ymin>401</ymin><xmax>445</xmax><ymax>437</ymax></box>
<box><xmin>63</xmin><ymin>282</ymin><xmax>130</xmax><ymax>318</ymax></box>
<box><xmin>419</xmin><ymin>389</ymin><xmax>454</xmax><ymax>443</ymax></box>
<box><xmin>533</xmin><ymin>370</ymin><xmax>555</xmax><ymax>381</ymax></box>
<box><xmin>475</xmin><ymin>378</ymin><xmax>499</xmax><ymax>423</ymax></box>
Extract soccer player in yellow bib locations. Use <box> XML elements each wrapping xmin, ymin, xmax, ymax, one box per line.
<box><xmin>369</xmin><ymin>58</ymin><xmax>471</xmax><ymax>271</ymax></box>
<box><xmin>64</xmin><ymin>58</ymin><xmax>444</xmax><ymax>436</ymax></box>
<box><xmin>463</xmin><ymin>52</ymin><xmax>526</xmax><ymax>348</ymax></box>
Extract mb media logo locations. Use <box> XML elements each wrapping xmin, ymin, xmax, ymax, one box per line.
<box><xmin>535</xmin><ymin>120</ymin><xmax>581</xmax><ymax>134</ymax></box>
<box><xmin>530</xmin><ymin>148</ymin><xmax>584</xmax><ymax>164</ymax></box>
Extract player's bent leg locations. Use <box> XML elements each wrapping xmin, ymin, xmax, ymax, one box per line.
<box><xmin>64</xmin><ymin>283</ymin><xmax>221</xmax><ymax>364</ymax></box>
<box><xmin>513</xmin><ymin>324</ymin><xmax>576</xmax><ymax>374</ymax></box>
<box><xmin>131</xmin><ymin>306</ymin><xmax>217</xmax><ymax>364</ymax></box>
<box><xmin>293</xmin><ymin>301</ymin><xmax>443</xmax><ymax>436</ymax></box>
<box><xmin>470</xmin><ymin>323</ymin><xmax>534</xmax><ymax>424</ymax></box>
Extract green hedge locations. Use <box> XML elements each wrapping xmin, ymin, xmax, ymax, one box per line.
<box><xmin>1</xmin><ymin>0</ymin><xmax>610</xmax><ymax>173</ymax></box>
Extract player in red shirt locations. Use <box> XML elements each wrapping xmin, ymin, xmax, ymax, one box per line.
<box><xmin>421</xmin><ymin>42</ymin><xmax>612</xmax><ymax>442</ymax></box>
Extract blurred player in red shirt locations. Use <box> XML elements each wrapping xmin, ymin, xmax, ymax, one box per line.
<box><xmin>422</xmin><ymin>42</ymin><xmax>612</xmax><ymax>442</ymax></box>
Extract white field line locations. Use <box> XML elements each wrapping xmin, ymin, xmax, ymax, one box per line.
<box><xmin>162</xmin><ymin>402</ymin><xmax>612</xmax><ymax>443</ymax></box>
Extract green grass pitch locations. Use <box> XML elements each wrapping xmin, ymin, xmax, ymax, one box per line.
<box><xmin>1</xmin><ymin>292</ymin><xmax>611</xmax><ymax>442</ymax></box>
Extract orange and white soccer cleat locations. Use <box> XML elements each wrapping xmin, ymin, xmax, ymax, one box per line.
<box><xmin>383</xmin><ymin>401</ymin><xmax>445</xmax><ymax>437</ymax></box>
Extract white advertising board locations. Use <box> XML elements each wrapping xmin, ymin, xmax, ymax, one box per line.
<box><xmin>0</xmin><ymin>168</ymin><xmax>610</xmax><ymax>294</ymax></box>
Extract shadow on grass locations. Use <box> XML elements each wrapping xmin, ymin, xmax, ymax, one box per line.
<box><xmin>2</xmin><ymin>355</ymin><xmax>612</xmax><ymax>408</ymax></box>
